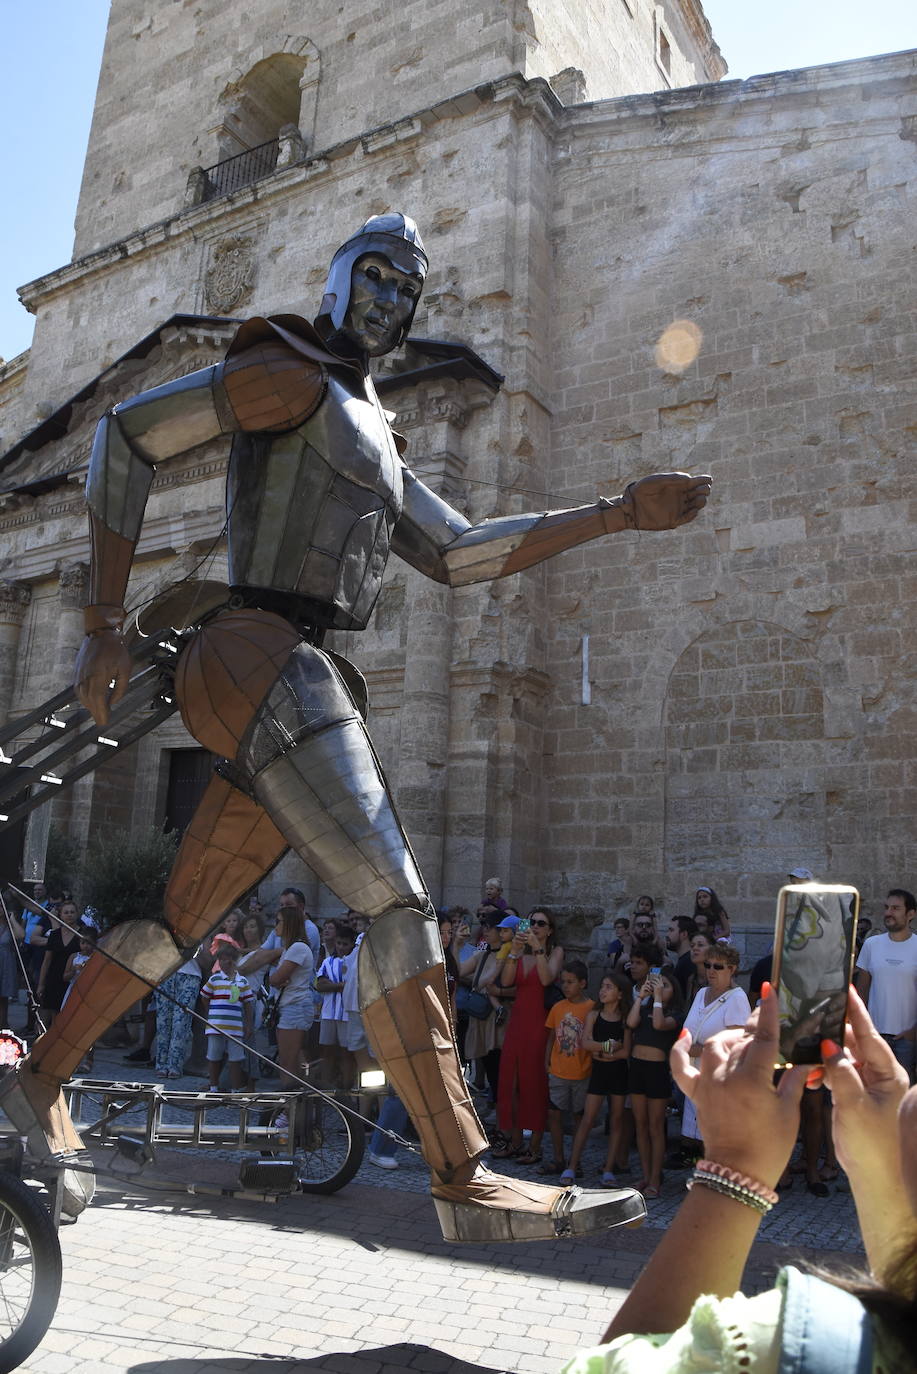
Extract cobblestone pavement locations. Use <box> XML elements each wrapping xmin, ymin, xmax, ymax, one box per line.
<box><xmin>6</xmin><ymin>1037</ymin><xmax>864</xmax><ymax>1372</ymax></box>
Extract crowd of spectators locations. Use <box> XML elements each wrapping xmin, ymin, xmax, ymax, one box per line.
<box><xmin>2</xmin><ymin>871</ymin><xmax>914</xmax><ymax>1198</ymax></box>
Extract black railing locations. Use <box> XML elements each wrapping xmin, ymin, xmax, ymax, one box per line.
<box><xmin>200</xmin><ymin>139</ymin><xmax>280</xmax><ymax>202</ymax></box>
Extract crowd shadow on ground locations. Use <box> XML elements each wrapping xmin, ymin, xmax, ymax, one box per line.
<box><xmin>129</xmin><ymin>1345</ymin><xmax>508</xmax><ymax>1373</ymax></box>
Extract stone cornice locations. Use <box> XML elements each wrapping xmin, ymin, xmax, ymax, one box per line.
<box><xmin>17</xmin><ymin>73</ymin><xmax>558</xmax><ymax>316</ymax></box>
<box><xmin>675</xmin><ymin>0</ymin><xmax>727</xmax><ymax>81</ymax></box>
<box><xmin>0</xmin><ymin>352</ymin><xmax>29</xmax><ymax>390</ymax></box>
<box><xmin>556</xmin><ymin>47</ymin><xmax>917</xmax><ymax>137</ymax></box>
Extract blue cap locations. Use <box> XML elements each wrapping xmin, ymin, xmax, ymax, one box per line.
<box><xmin>497</xmin><ymin>915</ymin><xmax>519</xmax><ymax>931</ymax></box>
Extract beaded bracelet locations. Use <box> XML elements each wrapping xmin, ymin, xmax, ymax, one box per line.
<box><xmin>696</xmin><ymin>1159</ymin><xmax>779</xmax><ymax>1207</ymax></box>
<box><xmin>687</xmin><ymin>1172</ymin><xmax>772</xmax><ymax>1215</ymax></box>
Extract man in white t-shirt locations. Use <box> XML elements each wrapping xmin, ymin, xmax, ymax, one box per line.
<box><xmin>855</xmin><ymin>887</ymin><xmax>917</xmax><ymax>1084</ymax></box>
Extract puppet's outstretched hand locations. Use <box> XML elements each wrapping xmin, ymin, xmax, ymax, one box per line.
<box><xmin>619</xmin><ymin>472</ymin><xmax>712</xmax><ymax>530</ymax></box>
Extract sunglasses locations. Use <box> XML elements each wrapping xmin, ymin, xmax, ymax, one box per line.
<box><xmin>530</xmin><ymin>919</ymin><xmax>549</xmax><ymax>928</ymax></box>
<box><xmin>703</xmin><ymin>961</ymin><xmax>727</xmax><ymax>970</ymax></box>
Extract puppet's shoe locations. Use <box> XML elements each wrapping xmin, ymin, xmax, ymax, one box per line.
<box><xmin>0</xmin><ymin>1060</ymin><xmax>95</xmax><ymax>1217</ymax></box>
<box><xmin>430</xmin><ymin>1163</ymin><xmax>646</xmax><ymax>1243</ymax></box>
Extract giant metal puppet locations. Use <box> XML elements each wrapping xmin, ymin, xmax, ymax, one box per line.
<box><xmin>0</xmin><ymin>215</ymin><xmax>710</xmax><ymax>1242</ymax></box>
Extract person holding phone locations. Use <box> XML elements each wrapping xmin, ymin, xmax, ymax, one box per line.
<box><xmin>625</xmin><ymin>957</ymin><xmax>684</xmax><ymax>1197</ymax></box>
<box><xmin>680</xmin><ymin>944</ymin><xmax>750</xmax><ymax>1152</ymax></box>
<box><xmin>563</xmin><ymin>985</ymin><xmax>916</xmax><ymax>1374</ymax></box>
<box><xmin>493</xmin><ymin>909</ymin><xmax>564</xmax><ymax>1165</ymax></box>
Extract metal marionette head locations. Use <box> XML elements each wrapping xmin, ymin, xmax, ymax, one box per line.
<box><xmin>317</xmin><ymin>213</ymin><xmax>428</xmax><ymax>350</ymax></box>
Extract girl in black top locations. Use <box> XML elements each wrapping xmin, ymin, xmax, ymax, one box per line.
<box><xmin>36</xmin><ymin>900</ymin><xmax>82</xmax><ymax>1021</ymax></box>
<box><xmin>562</xmin><ymin>972</ymin><xmax>633</xmax><ymax>1187</ymax></box>
<box><xmin>626</xmin><ymin>966</ymin><xmax>684</xmax><ymax>1198</ymax></box>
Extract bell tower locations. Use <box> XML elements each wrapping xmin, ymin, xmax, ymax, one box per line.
<box><xmin>72</xmin><ymin>0</ymin><xmax>723</xmax><ymax>258</ymax></box>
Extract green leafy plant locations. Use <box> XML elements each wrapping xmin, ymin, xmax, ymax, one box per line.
<box><xmin>44</xmin><ymin>825</ymin><xmax>84</xmax><ymax>900</ymax></box>
<box><xmin>80</xmin><ymin>828</ymin><xmax>178</xmax><ymax>929</ymax></box>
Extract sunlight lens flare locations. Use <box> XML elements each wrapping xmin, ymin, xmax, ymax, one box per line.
<box><xmin>655</xmin><ymin>319</ymin><xmax>703</xmax><ymax>373</ymax></box>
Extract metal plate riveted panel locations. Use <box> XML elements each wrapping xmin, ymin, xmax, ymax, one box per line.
<box><xmin>226</xmin><ymin>371</ymin><xmax>403</xmax><ymax>631</ymax></box>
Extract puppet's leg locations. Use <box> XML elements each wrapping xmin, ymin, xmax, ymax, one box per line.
<box><xmin>0</xmin><ymin>611</ymin><xmax>298</xmax><ymax>1165</ymax></box>
<box><xmin>218</xmin><ymin>624</ymin><xmax>643</xmax><ymax>1242</ymax></box>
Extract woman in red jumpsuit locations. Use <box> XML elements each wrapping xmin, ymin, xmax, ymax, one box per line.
<box><xmin>493</xmin><ymin>910</ymin><xmax>565</xmax><ymax>1166</ymax></box>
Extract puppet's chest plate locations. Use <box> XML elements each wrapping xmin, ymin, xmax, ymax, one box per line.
<box><xmin>226</xmin><ymin>372</ymin><xmax>403</xmax><ymax>630</ymax></box>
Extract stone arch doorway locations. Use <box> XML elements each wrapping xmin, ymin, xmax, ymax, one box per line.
<box><xmin>663</xmin><ymin>619</ymin><xmax>827</xmax><ymax>919</ymax></box>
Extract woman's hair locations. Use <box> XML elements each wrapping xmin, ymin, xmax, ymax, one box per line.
<box><xmin>242</xmin><ymin>912</ymin><xmax>263</xmax><ymax>946</ymax></box>
<box><xmin>709</xmin><ymin>942</ymin><xmax>741</xmax><ymax>972</ymax></box>
<box><xmin>439</xmin><ymin>919</ymin><xmax>459</xmax><ymax>987</ymax></box>
<box><xmin>277</xmin><ymin>907</ymin><xmax>306</xmax><ymax>949</ymax></box>
<box><xmin>529</xmin><ymin>908</ymin><xmax>556</xmax><ymax>953</ymax></box>
<box><xmin>597</xmin><ymin>969</ymin><xmax>633</xmax><ymax>1017</ymax></box>
<box><xmin>694</xmin><ymin>887</ymin><xmax>728</xmax><ymax>922</ymax></box>
<box><xmin>658</xmin><ymin>967</ymin><xmax>686</xmax><ymax>1019</ymax></box>
<box><xmin>221</xmin><ymin>909</ymin><xmax>243</xmax><ymax>936</ymax></box>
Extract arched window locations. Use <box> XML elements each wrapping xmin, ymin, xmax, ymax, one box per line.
<box><xmin>187</xmin><ymin>39</ymin><xmax>319</xmax><ymax>205</ymax></box>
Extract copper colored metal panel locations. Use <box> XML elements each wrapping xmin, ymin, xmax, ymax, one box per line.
<box><xmin>163</xmin><ymin>773</ymin><xmax>288</xmax><ymax>942</ymax></box>
<box><xmin>222</xmin><ymin>341</ymin><xmax>327</xmax><ymax>433</ymax></box>
<box><xmin>30</xmin><ymin>922</ymin><xmax>181</xmax><ymax>1084</ymax></box>
<box><xmin>175</xmin><ymin>609</ymin><xmax>301</xmax><ymax>757</ymax></box>
<box><xmin>361</xmin><ymin>960</ymin><xmax>488</xmax><ymax>1182</ymax></box>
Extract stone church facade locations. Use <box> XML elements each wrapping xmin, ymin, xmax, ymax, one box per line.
<box><xmin>0</xmin><ymin>1</ymin><xmax>914</xmax><ymax>938</ymax></box>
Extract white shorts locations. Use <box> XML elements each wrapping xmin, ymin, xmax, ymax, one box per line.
<box><xmin>319</xmin><ymin>1019</ymin><xmax>350</xmax><ymax>1047</ymax></box>
<box><xmin>278</xmin><ymin>1001</ymin><xmax>314</xmax><ymax>1032</ymax></box>
<box><xmin>206</xmin><ymin>1033</ymin><xmax>245</xmax><ymax>1063</ymax></box>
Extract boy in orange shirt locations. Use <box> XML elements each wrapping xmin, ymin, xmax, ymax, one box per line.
<box><xmin>543</xmin><ymin>960</ymin><xmax>593</xmax><ymax>1177</ymax></box>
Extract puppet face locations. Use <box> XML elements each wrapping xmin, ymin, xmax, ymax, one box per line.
<box><xmin>340</xmin><ymin>253</ymin><xmax>422</xmax><ymax>356</ymax></box>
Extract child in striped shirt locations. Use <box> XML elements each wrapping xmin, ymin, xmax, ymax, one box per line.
<box><xmin>201</xmin><ymin>944</ymin><xmax>254</xmax><ymax>1091</ymax></box>
<box><xmin>315</xmin><ymin>922</ymin><xmax>356</xmax><ymax>1086</ymax></box>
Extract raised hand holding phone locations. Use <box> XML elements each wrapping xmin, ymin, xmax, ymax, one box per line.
<box><xmin>770</xmin><ymin>883</ymin><xmax>859</xmax><ymax>1066</ymax></box>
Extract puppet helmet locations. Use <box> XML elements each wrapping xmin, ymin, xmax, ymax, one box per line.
<box><xmin>318</xmin><ymin>213</ymin><xmax>428</xmax><ymax>346</ymax></box>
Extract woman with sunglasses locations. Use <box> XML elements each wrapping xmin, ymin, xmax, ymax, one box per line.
<box><xmin>493</xmin><ymin>908</ymin><xmax>564</xmax><ymax>1165</ymax></box>
<box><xmin>680</xmin><ymin>943</ymin><xmax>750</xmax><ymax>1153</ymax></box>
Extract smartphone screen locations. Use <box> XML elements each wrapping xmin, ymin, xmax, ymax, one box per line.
<box><xmin>771</xmin><ymin>884</ymin><xmax>859</xmax><ymax>1066</ymax></box>
<box><xmin>517</xmin><ymin>917</ymin><xmax>531</xmax><ymax>936</ymax></box>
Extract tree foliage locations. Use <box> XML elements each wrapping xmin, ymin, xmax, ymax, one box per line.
<box><xmin>79</xmin><ymin>828</ymin><xmax>178</xmax><ymax>929</ymax></box>
<box><xmin>44</xmin><ymin>825</ymin><xmax>84</xmax><ymax>899</ymax></box>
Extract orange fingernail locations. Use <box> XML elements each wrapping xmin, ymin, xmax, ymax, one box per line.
<box><xmin>677</xmin><ymin>1028</ymin><xmax>689</xmax><ymax>1042</ymax></box>
<box><xmin>806</xmin><ymin>1068</ymin><xmax>824</xmax><ymax>1087</ymax></box>
<box><xmin>820</xmin><ymin>1039</ymin><xmax>841</xmax><ymax>1059</ymax></box>
<box><xmin>761</xmin><ymin>981</ymin><xmax>772</xmax><ymax>1000</ymax></box>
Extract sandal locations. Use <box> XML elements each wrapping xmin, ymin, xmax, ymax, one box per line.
<box><xmin>515</xmin><ymin>1150</ymin><xmax>542</xmax><ymax>1166</ymax></box>
<box><xmin>537</xmin><ymin>1161</ymin><xmax>563</xmax><ymax>1175</ymax></box>
<box><xmin>600</xmin><ymin>1171</ymin><xmax>618</xmax><ymax>1188</ymax></box>
<box><xmin>490</xmin><ymin>1141</ymin><xmax>521</xmax><ymax>1159</ymax></box>
<box><xmin>559</xmin><ymin>1169</ymin><xmax>576</xmax><ymax>1185</ymax></box>
<box><xmin>642</xmin><ymin>1185</ymin><xmax>660</xmax><ymax>1199</ymax></box>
